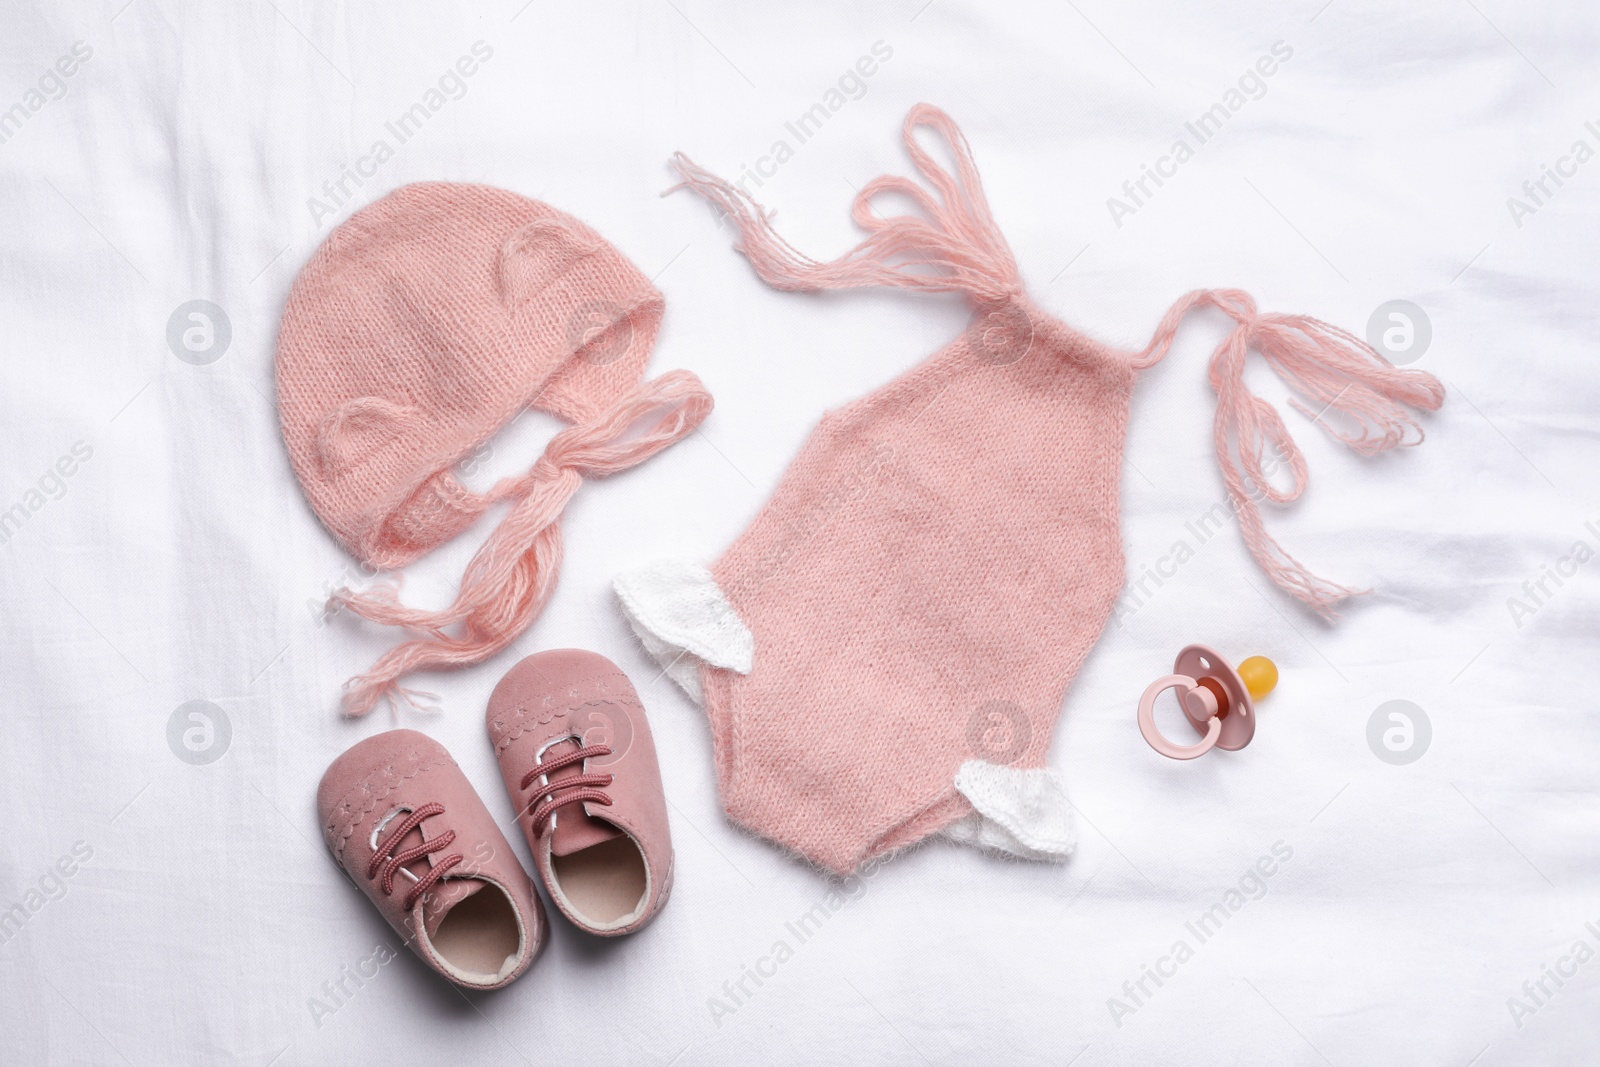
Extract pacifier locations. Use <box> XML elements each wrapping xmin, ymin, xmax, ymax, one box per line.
<box><xmin>1136</xmin><ymin>645</ymin><xmax>1277</xmax><ymax>760</ymax></box>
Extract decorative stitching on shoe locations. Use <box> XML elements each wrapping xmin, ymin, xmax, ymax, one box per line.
<box><xmin>325</xmin><ymin>749</ymin><xmax>450</xmax><ymax>861</ymax></box>
<box><xmin>490</xmin><ymin>693</ymin><xmax>643</xmax><ymax>753</ymax></box>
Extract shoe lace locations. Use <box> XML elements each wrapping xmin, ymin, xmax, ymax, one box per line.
<box><xmin>366</xmin><ymin>802</ymin><xmax>463</xmax><ymax>912</ymax></box>
<box><xmin>520</xmin><ymin>743</ymin><xmax>615</xmax><ymax>837</ymax></box>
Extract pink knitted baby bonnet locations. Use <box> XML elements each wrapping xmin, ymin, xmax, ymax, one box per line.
<box><xmin>278</xmin><ymin>182</ymin><xmax>711</xmax><ymax>716</ymax></box>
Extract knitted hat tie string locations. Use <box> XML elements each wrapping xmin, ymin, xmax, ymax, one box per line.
<box><xmin>331</xmin><ymin>368</ymin><xmax>712</xmax><ymax>717</ymax></box>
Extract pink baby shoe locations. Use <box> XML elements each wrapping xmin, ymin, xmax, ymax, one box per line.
<box><xmin>486</xmin><ymin>650</ymin><xmax>673</xmax><ymax>936</ymax></box>
<box><xmin>318</xmin><ymin>729</ymin><xmax>547</xmax><ymax>989</ymax></box>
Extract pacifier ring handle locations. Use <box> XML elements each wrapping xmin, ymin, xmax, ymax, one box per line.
<box><xmin>1137</xmin><ymin>675</ymin><xmax>1222</xmax><ymax>761</ymax></box>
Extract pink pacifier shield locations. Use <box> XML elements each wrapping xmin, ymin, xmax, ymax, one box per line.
<box><xmin>1174</xmin><ymin>644</ymin><xmax>1255</xmax><ymax>751</ymax></box>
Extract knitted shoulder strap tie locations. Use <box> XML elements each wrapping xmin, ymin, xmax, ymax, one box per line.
<box><xmin>1131</xmin><ymin>289</ymin><xmax>1444</xmax><ymax>616</ymax></box>
<box><xmin>668</xmin><ymin>103</ymin><xmax>1021</xmax><ymax>302</ymax></box>
<box><xmin>332</xmin><ymin>369</ymin><xmax>712</xmax><ymax>717</ymax></box>
<box><xmin>671</xmin><ymin>104</ymin><xmax>1443</xmax><ymax>619</ymax></box>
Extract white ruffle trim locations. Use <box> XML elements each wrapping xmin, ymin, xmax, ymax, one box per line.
<box><xmin>614</xmin><ymin>559</ymin><xmax>753</xmax><ymax>704</ymax></box>
<box><xmin>941</xmin><ymin>761</ymin><xmax>1076</xmax><ymax>862</ymax></box>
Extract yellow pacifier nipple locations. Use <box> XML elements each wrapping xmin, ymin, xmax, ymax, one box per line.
<box><xmin>1236</xmin><ymin>655</ymin><xmax>1278</xmax><ymax>700</ymax></box>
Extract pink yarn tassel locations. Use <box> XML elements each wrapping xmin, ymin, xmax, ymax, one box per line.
<box><xmin>1135</xmin><ymin>289</ymin><xmax>1445</xmax><ymax>617</ymax></box>
<box><xmin>332</xmin><ymin>369</ymin><xmax>714</xmax><ymax>717</ymax></box>
<box><xmin>667</xmin><ymin>104</ymin><xmax>1021</xmax><ymax>302</ymax></box>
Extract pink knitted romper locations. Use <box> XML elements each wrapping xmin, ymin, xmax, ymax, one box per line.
<box><xmin>615</xmin><ymin>105</ymin><xmax>1444</xmax><ymax>875</ymax></box>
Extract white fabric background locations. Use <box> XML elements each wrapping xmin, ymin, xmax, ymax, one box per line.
<box><xmin>1</xmin><ymin>1</ymin><xmax>1596</xmax><ymax>1063</ymax></box>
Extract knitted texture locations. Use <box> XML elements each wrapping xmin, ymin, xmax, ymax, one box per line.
<box><xmin>655</xmin><ymin>104</ymin><xmax>1443</xmax><ymax>875</ymax></box>
<box><xmin>277</xmin><ymin>182</ymin><xmax>712</xmax><ymax>716</ymax></box>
